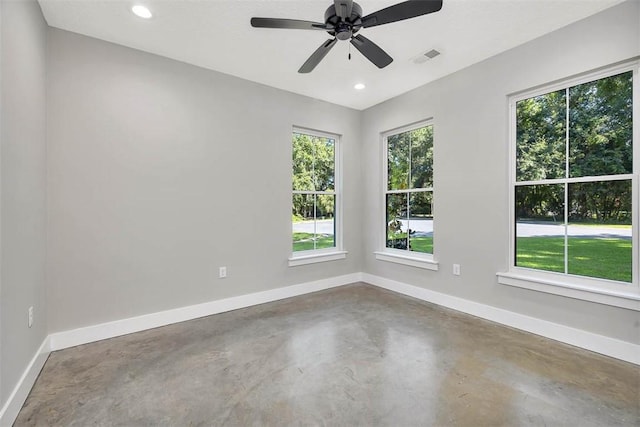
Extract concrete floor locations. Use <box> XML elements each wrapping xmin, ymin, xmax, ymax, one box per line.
<box><xmin>15</xmin><ymin>283</ymin><xmax>640</xmax><ymax>426</ymax></box>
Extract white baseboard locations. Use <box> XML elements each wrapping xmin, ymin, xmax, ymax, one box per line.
<box><xmin>3</xmin><ymin>271</ymin><xmax>637</xmax><ymax>427</ymax></box>
<box><xmin>49</xmin><ymin>273</ymin><xmax>362</xmax><ymax>351</ymax></box>
<box><xmin>1</xmin><ymin>274</ymin><xmax>362</xmax><ymax>426</ymax></box>
<box><xmin>362</xmin><ymin>273</ymin><xmax>640</xmax><ymax>365</ymax></box>
<box><xmin>0</xmin><ymin>336</ymin><xmax>51</xmax><ymax>427</ymax></box>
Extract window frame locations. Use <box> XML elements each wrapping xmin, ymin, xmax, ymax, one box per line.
<box><xmin>289</xmin><ymin>126</ymin><xmax>346</xmax><ymax>266</ymax></box>
<box><xmin>498</xmin><ymin>60</ymin><xmax>640</xmax><ymax>311</ymax></box>
<box><xmin>375</xmin><ymin>119</ymin><xmax>438</xmax><ymax>270</ymax></box>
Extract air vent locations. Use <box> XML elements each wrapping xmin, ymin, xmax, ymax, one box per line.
<box><xmin>412</xmin><ymin>49</ymin><xmax>441</xmax><ymax>64</ymax></box>
<box><xmin>424</xmin><ymin>49</ymin><xmax>440</xmax><ymax>59</ymax></box>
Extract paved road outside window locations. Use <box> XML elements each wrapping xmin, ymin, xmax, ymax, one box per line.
<box><xmin>293</xmin><ymin>220</ymin><xmax>631</xmax><ymax>239</ymax></box>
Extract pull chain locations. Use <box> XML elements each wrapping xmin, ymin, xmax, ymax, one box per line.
<box><xmin>348</xmin><ymin>43</ymin><xmax>351</xmax><ymax>60</ymax></box>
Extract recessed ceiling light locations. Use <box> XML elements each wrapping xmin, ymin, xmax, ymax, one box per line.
<box><xmin>132</xmin><ymin>5</ymin><xmax>152</xmax><ymax>19</ymax></box>
<box><xmin>354</xmin><ymin>83</ymin><xmax>366</xmax><ymax>90</ymax></box>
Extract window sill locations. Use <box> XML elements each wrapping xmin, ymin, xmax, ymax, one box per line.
<box><xmin>497</xmin><ymin>271</ymin><xmax>640</xmax><ymax>311</ymax></box>
<box><xmin>288</xmin><ymin>250</ymin><xmax>347</xmax><ymax>267</ymax></box>
<box><xmin>374</xmin><ymin>251</ymin><xmax>439</xmax><ymax>271</ymax></box>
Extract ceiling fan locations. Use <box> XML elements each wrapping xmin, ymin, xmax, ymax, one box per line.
<box><xmin>250</xmin><ymin>0</ymin><xmax>443</xmax><ymax>73</ymax></box>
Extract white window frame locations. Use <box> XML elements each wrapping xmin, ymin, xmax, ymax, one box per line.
<box><xmin>289</xmin><ymin>126</ymin><xmax>346</xmax><ymax>267</ymax></box>
<box><xmin>498</xmin><ymin>60</ymin><xmax>640</xmax><ymax>311</ymax></box>
<box><xmin>375</xmin><ymin>119</ymin><xmax>438</xmax><ymax>271</ymax></box>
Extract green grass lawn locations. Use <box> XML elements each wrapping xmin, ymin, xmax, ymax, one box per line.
<box><xmin>293</xmin><ymin>232</ymin><xmax>334</xmax><ymax>252</ymax></box>
<box><xmin>410</xmin><ymin>237</ymin><xmax>433</xmax><ymax>254</ymax></box>
<box><xmin>516</xmin><ymin>237</ymin><xmax>632</xmax><ymax>282</ymax></box>
<box><xmin>386</xmin><ymin>235</ymin><xmax>433</xmax><ymax>254</ymax></box>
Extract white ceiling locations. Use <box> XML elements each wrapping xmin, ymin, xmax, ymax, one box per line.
<box><xmin>38</xmin><ymin>0</ymin><xmax>624</xmax><ymax>110</ymax></box>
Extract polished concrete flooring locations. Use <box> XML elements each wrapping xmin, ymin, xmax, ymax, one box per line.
<box><xmin>15</xmin><ymin>283</ymin><xmax>640</xmax><ymax>426</ymax></box>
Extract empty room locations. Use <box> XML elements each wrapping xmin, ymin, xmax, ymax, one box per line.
<box><xmin>1</xmin><ymin>0</ymin><xmax>639</xmax><ymax>425</ymax></box>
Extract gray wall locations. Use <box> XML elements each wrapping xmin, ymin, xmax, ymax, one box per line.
<box><xmin>46</xmin><ymin>28</ymin><xmax>363</xmax><ymax>333</ymax></box>
<box><xmin>2</xmin><ymin>0</ymin><xmax>638</xmax><ymax>409</ymax></box>
<box><xmin>0</xmin><ymin>0</ymin><xmax>48</xmax><ymax>405</ymax></box>
<box><xmin>361</xmin><ymin>0</ymin><xmax>640</xmax><ymax>344</ymax></box>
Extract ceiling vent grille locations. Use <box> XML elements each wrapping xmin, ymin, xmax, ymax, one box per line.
<box><xmin>424</xmin><ymin>49</ymin><xmax>440</xmax><ymax>59</ymax></box>
<box><xmin>413</xmin><ymin>49</ymin><xmax>441</xmax><ymax>64</ymax></box>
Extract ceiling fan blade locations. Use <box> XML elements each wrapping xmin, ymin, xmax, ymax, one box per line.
<box><xmin>251</xmin><ymin>17</ymin><xmax>329</xmax><ymax>30</ymax></box>
<box><xmin>334</xmin><ymin>0</ymin><xmax>354</xmax><ymax>20</ymax></box>
<box><xmin>350</xmin><ymin>35</ymin><xmax>393</xmax><ymax>69</ymax></box>
<box><xmin>361</xmin><ymin>0</ymin><xmax>443</xmax><ymax>28</ymax></box>
<box><xmin>299</xmin><ymin>38</ymin><xmax>338</xmax><ymax>73</ymax></box>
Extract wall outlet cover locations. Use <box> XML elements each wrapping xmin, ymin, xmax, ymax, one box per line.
<box><xmin>453</xmin><ymin>264</ymin><xmax>461</xmax><ymax>276</ymax></box>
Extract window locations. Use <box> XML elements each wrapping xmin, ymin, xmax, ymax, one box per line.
<box><xmin>377</xmin><ymin>121</ymin><xmax>437</xmax><ymax>269</ymax></box>
<box><xmin>290</xmin><ymin>128</ymin><xmax>345</xmax><ymax>266</ymax></box>
<box><xmin>500</xmin><ymin>62</ymin><xmax>639</xmax><ymax>308</ymax></box>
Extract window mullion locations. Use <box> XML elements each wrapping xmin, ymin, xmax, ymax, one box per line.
<box><xmin>633</xmin><ymin>67</ymin><xmax>639</xmax><ymax>287</ymax></box>
<box><xmin>406</xmin><ymin>191</ymin><xmax>410</xmax><ymax>250</ymax></box>
<box><xmin>565</xmin><ymin>87</ymin><xmax>570</xmax><ymax>181</ymax></box>
<box><xmin>313</xmin><ymin>194</ymin><xmax>317</xmax><ymax>250</ymax></box>
<box><xmin>564</xmin><ymin>182</ymin><xmax>569</xmax><ymax>275</ymax></box>
<box><xmin>408</xmin><ymin>131</ymin><xmax>412</xmax><ymax>190</ymax></box>
<box><xmin>516</xmin><ymin>174</ymin><xmax>634</xmax><ymax>186</ymax></box>
<box><xmin>387</xmin><ymin>188</ymin><xmax>434</xmax><ymax>194</ymax></box>
<box><xmin>312</xmin><ymin>137</ymin><xmax>316</xmax><ymax>193</ymax></box>
<box><xmin>293</xmin><ymin>190</ymin><xmax>336</xmax><ymax>195</ymax></box>
<box><xmin>564</xmin><ymin>87</ymin><xmax>570</xmax><ymax>275</ymax></box>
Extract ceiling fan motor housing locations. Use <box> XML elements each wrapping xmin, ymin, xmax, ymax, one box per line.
<box><xmin>250</xmin><ymin>0</ymin><xmax>443</xmax><ymax>72</ymax></box>
<box><xmin>325</xmin><ymin>2</ymin><xmax>363</xmax><ymax>40</ymax></box>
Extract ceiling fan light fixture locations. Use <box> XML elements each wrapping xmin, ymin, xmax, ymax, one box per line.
<box><xmin>132</xmin><ymin>5</ymin><xmax>152</xmax><ymax>19</ymax></box>
<box><xmin>354</xmin><ymin>83</ymin><xmax>366</xmax><ymax>90</ymax></box>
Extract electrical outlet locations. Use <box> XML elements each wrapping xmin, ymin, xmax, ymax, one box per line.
<box><xmin>219</xmin><ymin>266</ymin><xmax>227</xmax><ymax>278</ymax></box>
<box><xmin>28</xmin><ymin>306</ymin><xmax>34</xmax><ymax>328</ymax></box>
<box><xmin>453</xmin><ymin>264</ymin><xmax>461</xmax><ymax>276</ymax></box>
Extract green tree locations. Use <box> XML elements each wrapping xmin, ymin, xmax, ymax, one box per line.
<box><xmin>409</xmin><ymin>126</ymin><xmax>434</xmax><ymax>189</ymax></box>
<box><xmin>515</xmin><ymin>71</ymin><xmax>632</xmax><ymax>224</ymax></box>
<box><xmin>292</xmin><ymin>133</ymin><xmax>335</xmax><ymax>219</ymax></box>
<box><xmin>388</xmin><ymin>132</ymin><xmax>409</xmax><ymax>190</ymax></box>
<box><xmin>569</xmin><ymin>72</ymin><xmax>633</xmax><ymax>178</ymax></box>
<box><xmin>516</xmin><ymin>90</ymin><xmax>566</xmax><ymax>182</ymax></box>
<box><xmin>387</xmin><ymin>125</ymin><xmax>433</xmax><ymax>219</ymax></box>
<box><xmin>292</xmin><ymin>133</ymin><xmax>314</xmax><ymax>193</ymax></box>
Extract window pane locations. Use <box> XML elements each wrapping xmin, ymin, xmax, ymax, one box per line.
<box><xmin>408</xmin><ymin>192</ymin><xmax>433</xmax><ymax>254</ymax></box>
<box><xmin>410</xmin><ymin>126</ymin><xmax>434</xmax><ymax>189</ymax></box>
<box><xmin>516</xmin><ymin>90</ymin><xmax>566</xmax><ymax>181</ymax></box>
<box><xmin>386</xmin><ymin>193</ymin><xmax>408</xmax><ymax>250</ymax></box>
<box><xmin>569</xmin><ymin>72</ymin><xmax>633</xmax><ymax>178</ymax></box>
<box><xmin>314</xmin><ymin>137</ymin><xmax>335</xmax><ymax>192</ymax></box>
<box><xmin>568</xmin><ymin>180</ymin><xmax>632</xmax><ymax>282</ymax></box>
<box><xmin>292</xmin><ymin>194</ymin><xmax>315</xmax><ymax>252</ymax></box>
<box><xmin>316</xmin><ymin>195</ymin><xmax>336</xmax><ymax>249</ymax></box>
<box><xmin>388</xmin><ymin>131</ymin><xmax>410</xmax><ymax>190</ymax></box>
<box><xmin>292</xmin><ymin>133</ymin><xmax>314</xmax><ymax>191</ymax></box>
<box><xmin>515</xmin><ymin>184</ymin><xmax>565</xmax><ymax>273</ymax></box>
